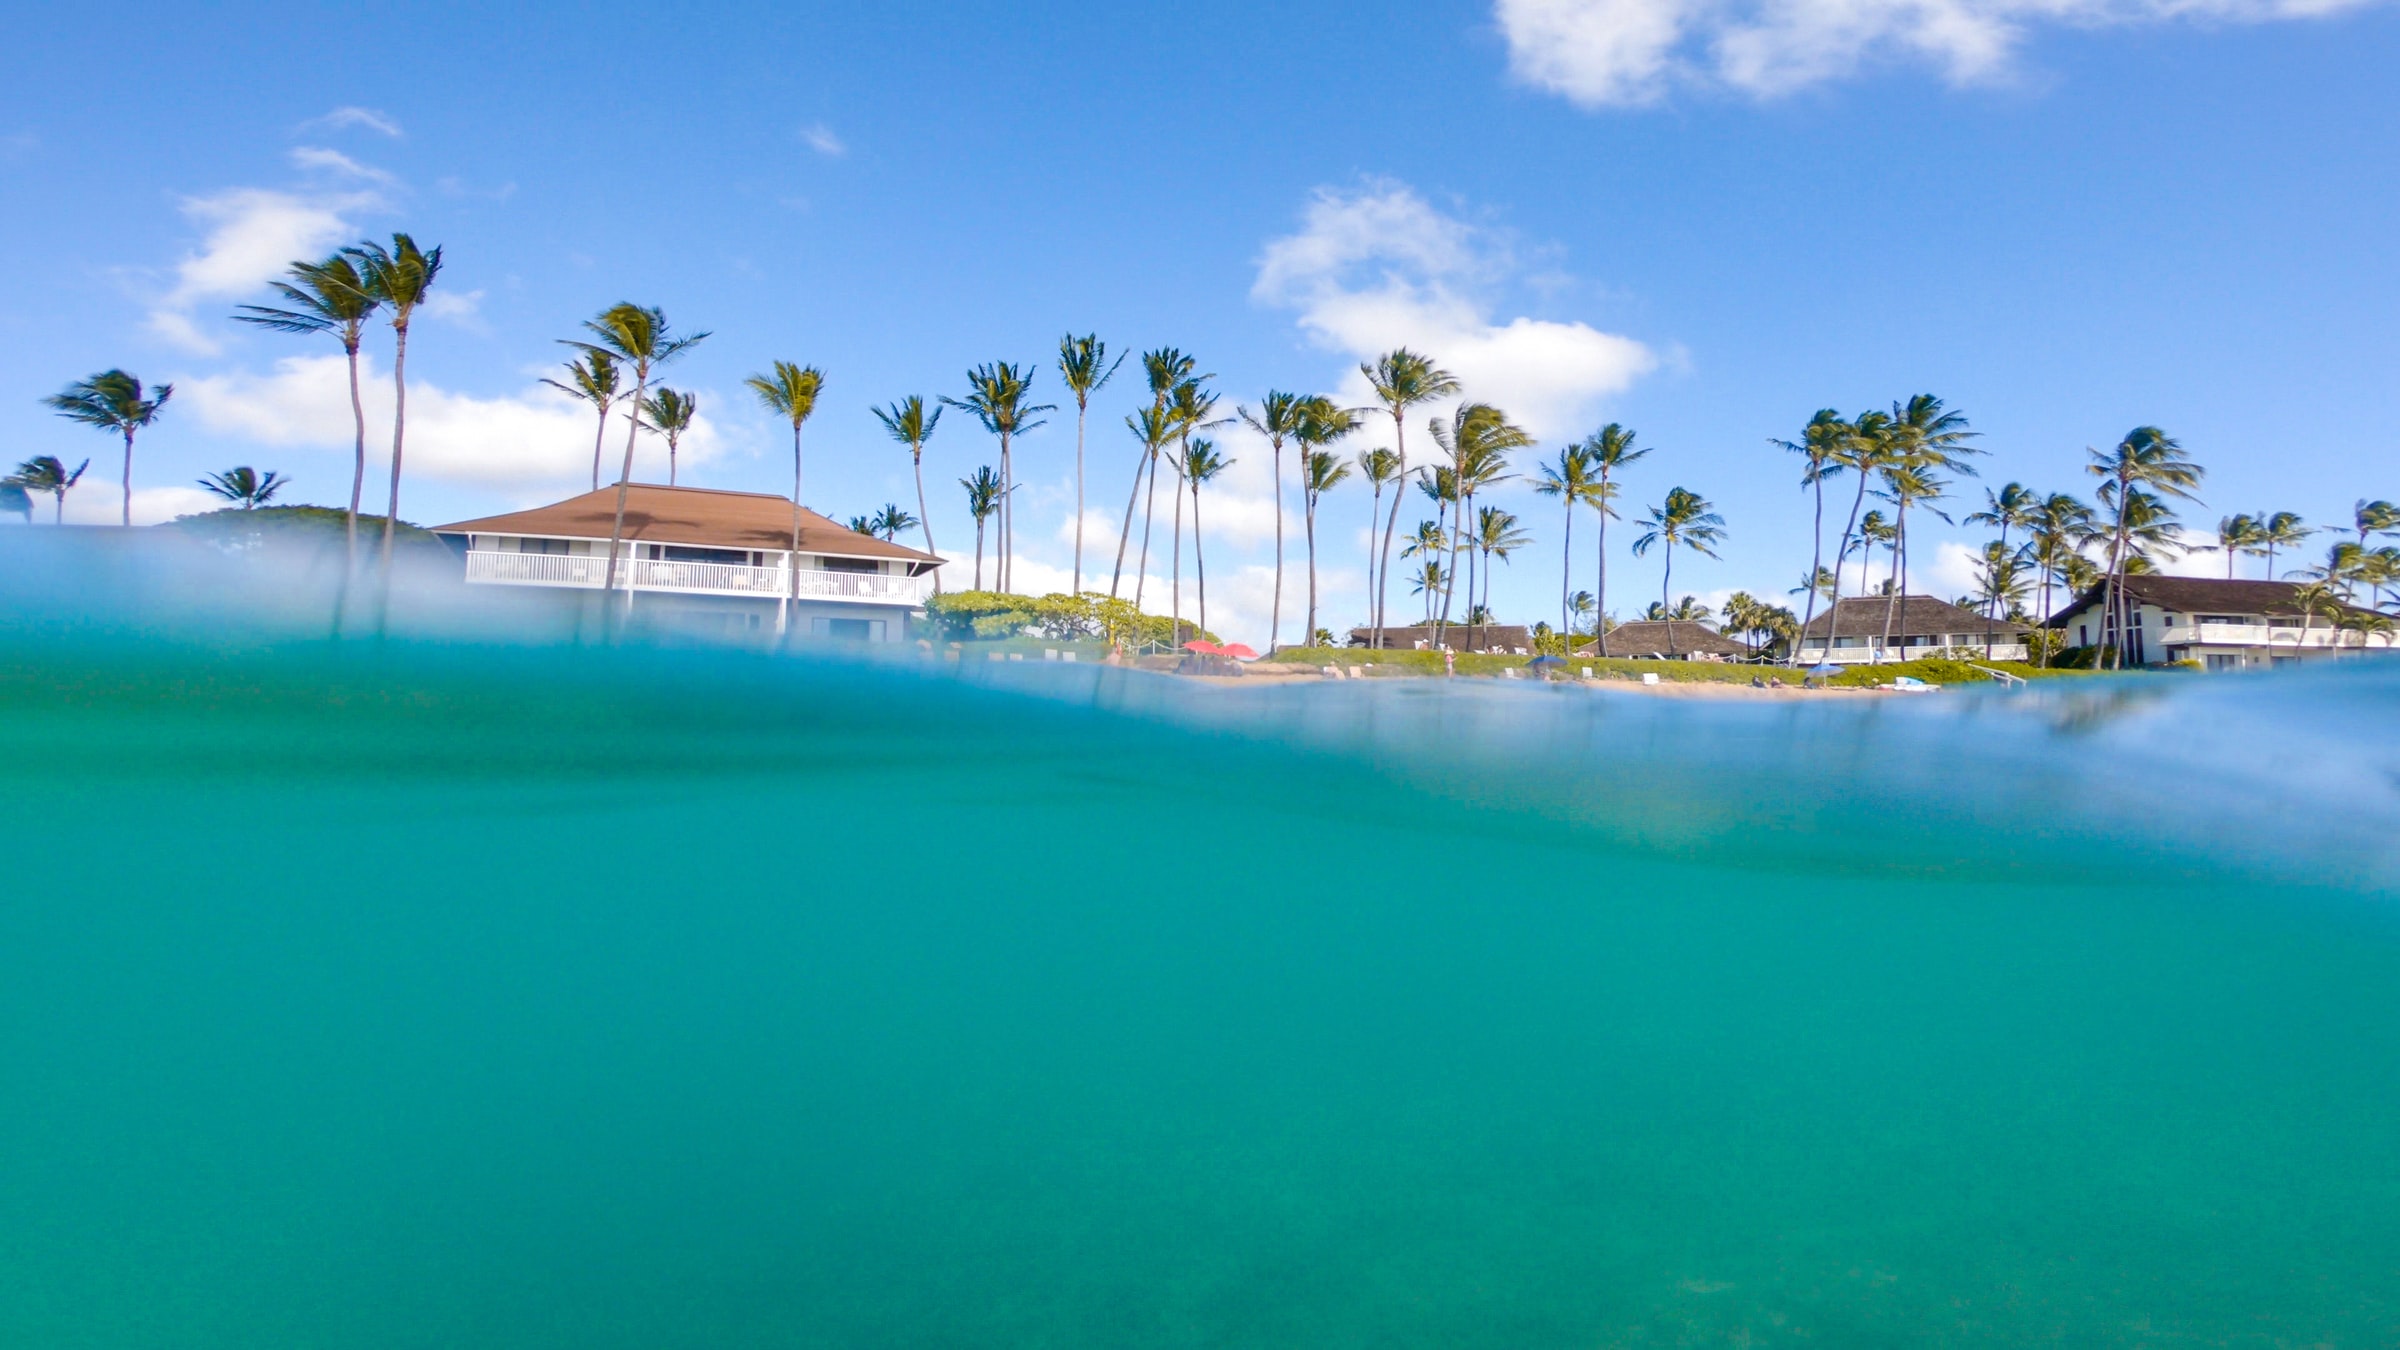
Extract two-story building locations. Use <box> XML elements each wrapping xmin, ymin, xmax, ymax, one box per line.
<box><xmin>432</xmin><ymin>484</ymin><xmax>942</xmax><ymax>642</ymax></box>
<box><xmin>2046</xmin><ymin>576</ymin><xmax>2396</xmax><ymax>670</ymax></box>
<box><xmin>1785</xmin><ymin>595</ymin><xmax>2029</xmax><ymax>665</ymax></box>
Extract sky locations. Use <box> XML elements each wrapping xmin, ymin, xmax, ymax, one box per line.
<box><xmin>3</xmin><ymin>0</ymin><xmax>2396</xmax><ymax>644</ymax></box>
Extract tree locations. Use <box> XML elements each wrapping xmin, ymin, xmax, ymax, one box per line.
<box><xmin>2354</xmin><ymin>499</ymin><xmax>2399</xmax><ymax>547</ymax></box>
<box><xmin>1772</xmin><ymin>411</ymin><xmax>1851</xmax><ymax>668</ymax></box>
<box><xmin>1360</xmin><ymin>349</ymin><xmax>1459</xmax><ymax>647</ymax></box>
<box><xmin>1402</xmin><ymin>521</ymin><xmax>1448</xmax><ymax>625</ymax></box>
<box><xmin>960</xmin><ymin>466</ymin><xmax>1003</xmax><ymax>590</ymax></box>
<box><xmin>1057</xmin><ymin>334</ymin><xmax>1124</xmax><ymax>596</ymax></box>
<box><xmin>1356</xmin><ymin>446</ymin><xmax>1400</xmax><ymax>630</ymax></box>
<box><xmin>742</xmin><ymin>360</ymin><xmax>821</xmax><ymax>630</ymax></box>
<box><xmin>1877</xmin><ymin>394</ymin><xmax>1981</xmax><ymax>658</ymax></box>
<box><xmin>1875</xmin><ymin>461</ymin><xmax>1957</xmax><ymax>656</ymax></box>
<box><xmin>942</xmin><ymin>362</ymin><xmax>1052</xmax><ymax>594</ymax></box>
<box><xmin>637</xmin><ymin>387</ymin><xmax>698</xmax><ymax>485</ymax></box>
<box><xmin>1817</xmin><ymin>410</ymin><xmax>1892</xmax><ymax>667</ymax></box>
<box><xmin>1965</xmin><ymin>481</ymin><xmax>2037</xmax><ymax>653</ymax></box>
<box><xmin>236</xmin><ymin>253</ymin><xmax>380</xmax><ymax>562</ymax></box>
<box><xmin>1630</xmin><ymin>487</ymin><xmax>1726</xmax><ymax>658</ymax></box>
<box><xmin>1583</xmin><ymin>423</ymin><xmax>1648</xmax><ymax>658</ymax></box>
<box><xmin>2285</xmin><ymin>579</ymin><xmax>2340</xmax><ymax>663</ymax></box>
<box><xmin>1240</xmin><ymin>391</ymin><xmax>1306</xmax><ymax>651</ymax></box>
<box><xmin>1470</xmin><ymin>506</ymin><xmax>1530</xmax><ymax>646</ymax></box>
<box><xmin>2088</xmin><ymin>427</ymin><xmax>2203</xmax><ymax>667</ymax></box>
<box><xmin>1178</xmin><ymin>438</ymin><xmax>1232</xmax><ymax>638</ymax></box>
<box><xmin>575</xmin><ymin>305</ymin><xmax>709</xmax><ymax>610</ymax></box>
<box><xmin>543</xmin><ymin>351</ymin><xmax>622</xmax><ymax>495</ymax></box>
<box><xmin>1428</xmin><ymin>403</ymin><xmax>1529</xmax><ymax>646</ymax></box>
<box><xmin>871</xmin><ymin>395</ymin><xmax>944</xmax><ymax>575</ymax></box>
<box><xmin>0</xmin><ymin>480</ymin><xmax>28</xmax><ymax>522</ymax></box>
<box><xmin>199</xmin><ymin>466</ymin><xmax>288</xmax><ymax>510</ymax></box>
<box><xmin>344</xmin><ymin>234</ymin><xmax>443</xmax><ymax>575</ymax></box>
<box><xmin>1533</xmin><ymin>443</ymin><xmax>1599</xmax><ymax>641</ymax></box>
<box><xmin>868</xmin><ymin>504</ymin><xmax>918</xmax><ymax>541</ymax></box>
<box><xmin>1299</xmin><ymin>447</ymin><xmax>1351</xmax><ymax>651</ymax></box>
<box><xmin>2024</xmin><ymin>493</ymin><xmax>2093</xmax><ymax>664</ymax></box>
<box><xmin>2259</xmin><ymin>510</ymin><xmax>2310</xmax><ymax>580</ymax></box>
<box><xmin>2215</xmin><ymin>513</ymin><xmax>2265</xmax><ymax>580</ymax></box>
<box><xmin>1159</xmin><ymin>378</ymin><xmax>1228</xmax><ymax>628</ymax></box>
<box><xmin>11</xmin><ymin>455</ymin><xmax>88</xmax><ymax>523</ymax></box>
<box><xmin>1969</xmin><ymin>540</ymin><xmax>2031</xmax><ymax>656</ymax></box>
<box><xmin>1113</xmin><ymin>348</ymin><xmax>1197</xmax><ymax>599</ymax></box>
<box><xmin>44</xmin><ymin>370</ymin><xmax>171</xmax><ymax>528</ymax></box>
<box><xmin>1848</xmin><ymin>509</ymin><xmax>1895</xmax><ymax>596</ymax></box>
<box><xmin>2303</xmin><ymin>541</ymin><xmax>2368</xmax><ymax>603</ymax></box>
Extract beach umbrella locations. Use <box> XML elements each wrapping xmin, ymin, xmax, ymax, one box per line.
<box><xmin>1528</xmin><ymin>655</ymin><xmax>1564</xmax><ymax>668</ymax></box>
<box><xmin>1220</xmin><ymin>643</ymin><xmax>1258</xmax><ymax>660</ymax></box>
<box><xmin>1183</xmin><ymin>640</ymin><xmax>1223</xmax><ymax>655</ymax></box>
<box><xmin>1808</xmin><ymin>662</ymin><xmax>1841</xmax><ymax>676</ymax></box>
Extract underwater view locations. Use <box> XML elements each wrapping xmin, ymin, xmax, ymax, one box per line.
<box><xmin>3</xmin><ymin>565</ymin><xmax>2397</xmax><ymax>1349</ymax></box>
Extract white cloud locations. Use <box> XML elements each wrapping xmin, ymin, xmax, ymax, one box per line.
<box><xmin>1253</xmin><ymin>180</ymin><xmax>1655</xmax><ymax>442</ymax></box>
<box><xmin>304</xmin><ymin>106</ymin><xmax>403</xmax><ymax>137</ymax></box>
<box><xmin>289</xmin><ymin>146</ymin><xmax>396</xmax><ymax>184</ymax></box>
<box><xmin>1495</xmin><ymin>0</ymin><xmax>2387</xmax><ymax>106</ymax></box>
<box><xmin>56</xmin><ymin>482</ymin><xmax>223</xmax><ymax>527</ymax></box>
<box><xmin>799</xmin><ymin>123</ymin><xmax>847</xmax><ymax>157</ymax></box>
<box><xmin>179</xmin><ymin>352</ymin><xmax>733</xmax><ymax>496</ymax></box>
<box><xmin>420</xmin><ymin>288</ymin><xmax>488</xmax><ymax>332</ymax></box>
<box><xmin>146</xmin><ymin>187</ymin><xmax>378</xmax><ymax>354</ymax></box>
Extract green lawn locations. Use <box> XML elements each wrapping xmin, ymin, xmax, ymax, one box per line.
<box><xmin>1265</xmin><ymin>647</ymin><xmax>2092</xmax><ymax>685</ymax></box>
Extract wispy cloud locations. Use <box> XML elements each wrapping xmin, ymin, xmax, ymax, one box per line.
<box><xmin>290</xmin><ymin>146</ymin><xmax>396</xmax><ymax>184</ymax></box>
<box><xmin>1496</xmin><ymin>0</ymin><xmax>2390</xmax><ymax>106</ymax></box>
<box><xmin>798</xmin><ymin>123</ymin><xmax>847</xmax><ymax>157</ymax></box>
<box><xmin>303</xmin><ymin>106</ymin><xmax>403</xmax><ymax>137</ymax></box>
<box><xmin>145</xmin><ymin>187</ymin><xmax>380</xmax><ymax>354</ymax></box>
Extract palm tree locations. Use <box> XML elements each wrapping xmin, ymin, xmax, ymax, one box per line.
<box><xmin>2259</xmin><ymin>510</ymin><xmax>2312</xmax><ymax>580</ymax></box>
<box><xmin>1568</xmin><ymin>590</ymin><xmax>1597</xmax><ymax>639</ymax></box>
<box><xmin>1240</xmin><ymin>391</ymin><xmax>1305</xmax><ymax>650</ymax></box>
<box><xmin>1875</xmin><ymin>462</ymin><xmax>1955</xmax><ymax>656</ymax></box>
<box><xmin>542</xmin><ymin>350</ymin><xmax>622</xmax><ymax>494</ymax></box>
<box><xmin>1113</xmin><ymin>348</ymin><xmax>1197</xmax><ymax>598</ymax></box>
<box><xmin>2285</xmin><ymin>579</ymin><xmax>2340</xmax><ymax>663</ymax></box>
<box><xmin>2024</xmin><ymin>493</ymin><xmax>2093</xmax><ymax>661</ymax></box>
<box><xmin>1818</xmin><ymin>410</ymin><xmax>1891</xmax><ymax>666</ymax></box>
<box><xmin>1583</xmin><ymin>423</ymin><xmax>1648</xmax><ymax>657</ymax></box>
<box><xmin>942</xmin><ymin>362</ymin><xmax>1052</xmax><ymax>594</ymax></box>
<box><xmin>1429</xmin><ymin>403</ymin><xmax>1529</xmax><ymax>646</ymax></box>
<box><xmin>637</xmin><ymin>387</ymin><xmax>698</xmax><ymax>485</ymax></box>
<box><xmin>11</xmin><ymin>455</ymin><xmax>88</xmax><ymax>523</ymax></box>
<box><xmin>2215</xmin><ymin>513</ymin><xmax>2265</xmax><ymax>580</ymax></box>
<box><xmin>1720</xmin><ymin>592</ymin><xmax>1767</xmax><ymax>657</ymax></box>
<box><xmin>1471</xmin><ymin>506</ymin><xmax>1531</xmax><ymax>646</ymax></box>
<box><xmin>742</xmin><ymin>361</ymin><xmax>822</xmax><ymax>627</ymax></box>
<box><xmin>574</xmin><ymin>305</ymin><xmax>709</xmax><ymax>607</ymax></box>
<box><xmin>1159</xmin><ymin>378</ymin><xmax>1228</xmax><ymax>625</ymax></box>
<box><xmin>235</xmin><ymin>253</ymin><xmax>380</xmax><ymax>562</ymax></box>
<box><xmin>1356</xmin><ymin>447</ymin><xmax>1400</xmax><ymax>627</ymax></box>
<box><xmin>1965</xmin><ymin>481</ymin><xmax>2037</xmax><ymax>652</ymax></box>
<box><xmin>1969</xmin><ymin>541</ymin><xmax>2031</xmax><ymax>656</ymax></box>
<box><xmin>199</xmin><ymin>466</ymin><xmax>288</xmax><ymax>510</ymax></box>
<box><xmin>0</xmin><ymin>479</ymin><xmax>28</xmax><ymax>523</ymax></box>
<box><xmin>43</xmin><ymin>370</ymin><xmax>171</xmax><ymax>528</ymax></box>
<box><xmin>1057</xmin><ymin>334</ymin><xmax>1124</xmax><ymax>596</ymax></box>
<box><xmin>871</xmin><ymin>395</ymin><xmax>944</xmax><ymax>573</ymax></box>
<box><xmin>1401</xmin><ymin>521</ymin><xmax>1448</xmax><ymax>625</ymax></box>
<box><xmin>1630</xmin><ymin>487</ymin><xmax>1726</xmax><ymax>658</ymax></box>
<box><xmin>1772</xmin><ymin>411</ymin><xmax>1849</xmax><ymax>667</ymax></box>
<box><xmin>1360</xmin><ymin>349</ymin><xmax>1459</xmax><ymax>647</ymax></box>
<box><xmin>1848</xmin><ymin>509</ymin><xmax>1895</xmax><ymax>596</ymax></box>
<box><xmin>2303</xmin><ymin>541</ymin><xmax>2369</xmax><ymax>603</ymax></box>
<box><xmin>1877</xmin><ymin>395</ymin><xmax>1981</xmax><ymax>657</ymax></box>
<box><xmin>960</xmin><ymin>466</ymin><xmax>1003</xmax><ymax>590</ymax></box>
<box><xmin>2353</xmin><ymin>499</ymin><xmax>2399</xmax><ymax>547</ymax></box>
<box><xmin>2087</xmin><ymin>427</ymin><xmax>2204</xmax><ymax>667</ymax></box>
<box><xmin>2359</xmin><ymin>546</ymin><xmax>2400</xmax><ymax>612</ymax></box>
<box><xmin>1532</xmin><ymin>443</ymin><xmax>1598</xmax><ymax>642</ymax></box>
<box><xmin>868</xmin><ymin>504</ymin><xmax>917</xmax><ymax>541</ymax></box>
<box><xmin>1300</xmin><ymin>445</ymin><xmax>1351</xmax><ymax>649</ymax></box>
<box><xmin>344</xmin><ymin>235</ymin><xmax>443</xmax><ymax>574</ymax></box>
<box><xmin>1179</xmin><ymin>438</ymin><xmax>1232</xmax><ymax>638</ymax></box>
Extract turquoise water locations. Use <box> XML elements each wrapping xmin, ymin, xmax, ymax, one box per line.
<box><xmin>3</xmin><ymin>589</ymin><xmax>2398</xmax><ymax>1345</ymax></box>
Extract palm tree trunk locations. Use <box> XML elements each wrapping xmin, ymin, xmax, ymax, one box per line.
<box><xmin>1111</xmin><ymin>442</ymin><xmax>1147</xmax><ymax>599</ymax></box>
<box><xmin>1559</xmin><ymin>499</ymin><xmax>1574</xmax><ymax>641</ymax></box>
<box><xmin>1169</xmin><ymin>467</ymin><xmax>1184</xmax><ymax>644</ymax></box>
<box><xmin>1437</xmin><ymin>489</ymin><xmax>1463</xmax><ymax>648</ymax></box>
<box><xmin>1305</xmin><ymin>492</ymin><xmax>1320</xmax><ymax>647</ymax></box>
<box><xmin>1662</xmin><ymin>543</ymin><xmax>1678</xmax><ymax>657</ymax></box>
<box><xmin>974</xmin><ymin>519</ymin><xmax>984</xmax><ymax>590</ymax></box>
<box><xmin>1881</xmin><ymin>503</ymin><xmax>1906</xmax><ymax>659</ymax></box>
<box><xmin>590</xmin><ymin>404</ymin><xmax>607</xmax><ymax>492</ymax></box>
<box><xmin>346</xmin><ymin>339</ymin><xmax>367</xmax><ymax>570</ymax></box>
<box><xmin>1374</xmin><ymin>412</ymin><xmax>1407</xmax><ymax>649</ymax></box>
<box><xmin>1366</xmin><ymin>482</ymin><xmax>1382</xmax><ymax>636</ymax></box>
<box><xmin>603</xmin><ymin>362</ymin><xmax>651</xmax><ymax>610</ymax></box>
<box><xmin>1194</xmin><ymin>485</ymin><xmax>1208</xmax><ymax>637</ymax></box>
<box><xmin>1135</xmin><ymin>448</ymin><xmax>1159</xmax><ymax>610</ymax></box>
<box><xmin>1073</xmin><ymin>405</ymin><xmax>1086</xmax><ymax>596</ymax></box>
<box><xmin>913</xmin><ymin>449</ymin><xmax>938</xmax><ymax>594</ymax></box>
<box><xmin>119</xmin><ymin>427</ymin><xmax>134</xmax><ymax>528</ymax></box>
<box><xmin>1822</xmin><ymin>474</ymin><xmax>1872</xmax><ymax>672</ymax></box>
<box><xmin>381</xmin><ymin>319</ymin><xmax>411</xmax><ymax>573</ymax></box>
<box><xmin>1595</xmin><ymin>476</ymin><xmax>1612</xmax><ymax>658</ymax></box>
<box><xmin>1794</xmin><ymin>468</ymin><xmax>1824</xmax><ymax>667</ymax></box>
<box><xmin>1269</xmin><ymin>437</ymin><xmax>1284</xmax><ymax>652</ymax></box>
<box><xmin>783</xmin><ymin>421</ymin><xmax>806</xmax><ymax>637</ymax></box>
<box><xmin>998</xmin><ymin>430</ymin><xmax>1011</xmax><ymax>594</ymax></box>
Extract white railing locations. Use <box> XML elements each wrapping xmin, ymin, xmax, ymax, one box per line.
<box><xmin>464</xmin><ymin>550</ymin><xmax>929</xmax><ymax>604</ymax></box>
<box><xmin>1793</xmin><ymin>643</ymin><xmax>2029</xmax><ymax>665</ymax></box>
<box><xmin>2160</xmin><ymin>624</ymin><xmax>2386</xmax><ymax>649</ymax></box>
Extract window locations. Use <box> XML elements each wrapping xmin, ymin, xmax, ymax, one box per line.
<box><xmin>821</xmin><ymin>556</ymin><xmax>882</xmax><ymax>574</ymax></box>
<box><xmin>2204</xmin><ymin>654</ymin><xmax>2240</xmax><ymax>672</ymax></box>
<box><xmin>517</xmin><ymin>537</ymin><xmax>572</xmax><ymax>555</ymax></box>
<box><xmin>810</xmin><ymin>617</ymin><xmax>886</xmax><ymax>641</ymax></box>
<box><xmin>660</xmin><ymin>545</ymin><xmax>749</xmax><ymax>564</ymax></box>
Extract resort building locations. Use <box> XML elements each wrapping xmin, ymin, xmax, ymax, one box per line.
<box><xmin>1580</xmin><ymin>620</ymin><xmax>1749</xmax><ymax>661</ymax></box>
<box><xmin>1787</xmin><ymin>595</ymin><xmax>2028</xmax><ymax>664</ymax></box>
<box><xmin>1348</xmin><ymin>623</ymin><xmax>1537</xmax><ymax>653</ymax></box>
<box><xmin>2046</xmin><ymin>576</ymin><xmax>2397</xmax><ymax>670</ymax></box>
<box><xmin>432</xmin><ymin>485</ymin><xmax>943</xmax><ymax>642</ymax></box>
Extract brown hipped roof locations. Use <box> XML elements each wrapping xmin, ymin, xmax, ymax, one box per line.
<box><xmin>2046</xmin><ymin>576</ymin><xmax>2371</xmax><ymax>626</ymax></box>
<box><xmin>432</xmin><ymin>485</ymin><xmax>941</xmax><ymax>565</ymax></box>
<box><xmin>1579</xmin><ymin>620</ymin><xmax>1749</xmax><ymax>657</ymax></box>
<box><xmin>1347</xmin><ymin>624</ymin><xmax>1538</xmax><ymax>650</ymax></box>
<box><xmin>1796</xmin><ymin>594</ymin><xmax>2021</xmax><ymax>639</ymax></box>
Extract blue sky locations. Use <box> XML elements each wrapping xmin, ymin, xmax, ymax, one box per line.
<box><xmin>4</xmin><ymin>0</ymin><xmax>2395</xmax><ymax>642</ymax></box>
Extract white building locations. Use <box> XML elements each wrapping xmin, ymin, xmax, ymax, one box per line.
<box><xmin>432</xmin><ymin>485</ymin><xmax>943</xmax><ymax>642</ymax></box>
<box><xmin>2047</xmin><ymin>576</ymin><xmax>2397</xmax><ymax>670</ymax></box>
<box><xmin>1787</xmin><ymin>595</ymin><xmax>2029</xmax><ymax>665</ymax></box>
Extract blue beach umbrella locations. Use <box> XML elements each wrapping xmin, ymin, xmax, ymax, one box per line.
<box><xmin>1528</xmin><ymin>655</ymin><xmax>1565</xmax><ymax>668</ymax></box>
<box><xmin>1808</xmin><ymin>662</ymin><xmax>1841</xmax><ymax>676</ymax></box>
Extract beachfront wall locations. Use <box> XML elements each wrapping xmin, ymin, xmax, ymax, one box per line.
<box><xmin>2048</xmin><ymin>577</ymin><xmax>2398</xmax><ymax>670</ymax></box>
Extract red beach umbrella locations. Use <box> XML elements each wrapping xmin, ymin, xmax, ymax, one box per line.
<box><xmin>1183</xmin><ymin>640</ymin><xmax>1223</xmax><ymax>655</ymax></box>
<box><xmin>1220</xmin><ymin>643</ymin><xmax>1258</xmax><ymax>660</ymax></box>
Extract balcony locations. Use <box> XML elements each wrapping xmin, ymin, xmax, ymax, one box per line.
<box><xmin>1793</xmin><ymin>642</ymin><xmax>2028</xmax><ymax>665</ymax></box>
<box><xmin>2160</xmin><ymin>624</ymin><xmax>2390</xmax><ymax>650</ymax></box>
<box><xmin>464</xmin><ymin>550</ymin><xmax>931</xmax><ymax>605</ymax></box>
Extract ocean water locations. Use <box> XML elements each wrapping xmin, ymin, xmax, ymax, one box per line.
<box><xmin>3</xmin><ymin>601</ymin><xmax>2398</xmax><ymax>1345</ymax></box>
